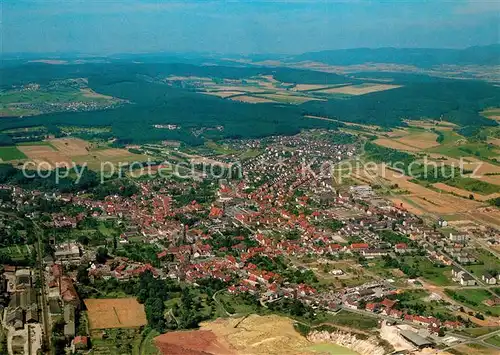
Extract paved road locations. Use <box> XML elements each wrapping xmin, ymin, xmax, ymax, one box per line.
<box><xmin>443</xmin><ymin>328</ymin><xmax>500</xmax><ymax>352</ymax></box>
<box><xmin>33</xmin><ymin>221</ymin><xmax>50</xmax><ymax>353</ymax></box>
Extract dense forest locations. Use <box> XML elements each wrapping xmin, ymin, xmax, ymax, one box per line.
<box><xmin>0</xmin><ymin>62</ymin><xmax>498</xmax><ymax>145</ymax></box>
<box><xmin>288</xmin><ymin>44</ymin><xmax>500</xmax><ymax>67</ymax></box>
<box><xmin>302</xmin><ymin>79</ymin><xmax>500</xmax><ymax>128</ymax></box>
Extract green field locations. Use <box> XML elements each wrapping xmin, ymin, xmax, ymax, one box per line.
<box><xmin>307</xmin><ymin>343</ymin><xmax>358</xmax><ymax>355</ymax></box>
<box><xmin>326</xmin><ymin>310</ymin><xmax>379</xmax><ymax>330</ymax></box>
<box><xmin>0</xmin><ymin>245</ymin><xmax>33</xmax><ymax>261</ymax></box>
<box><xmin>16</xmin><ymin>140</ymin><xmax>56</xmax><ymax>147</ymax></box>
<box><xmin>97</xmin><ymin>222</ymin><xmax>118</xmax><ymax>238</ymax></box>
<box><xmin>457</xmin><ymin>326</ymin><xmax>500</xmax><ymax>338</ymax></box>
<box><xmin>203</xmin><ymin>140</ymin><xmax>239</xmax><ymax>155</ymax></box>
<box><xmin>427</xmin><ymin>141</ymin><xmax>500</xmax><ymax>159</ymax></box>
<box><xmin>481</xmin><ymin>108</ymin><xmax>500</xmax><ymax>119</ymax></box>
<box><xmin>485</xmin><ymin>335</ymin><xmax>500</xmax><ymax>347</ymax></box>
<box><xmin>90</xmin><ymin>328</ymin><xmax>143</xmax><ymax>355</ymax></box>
<box><xmin>433</xmin><ymin>129</ymin><xmax>463</xmax><ymax>145</ymax></box>
<box><xmin>139</xmin><ymin>329</ymin><xmax>160</xmax><ymax>355</ymax></box>
<box><xmin>256</xmin><ymin>93</ymin><xmax>318</xmax><ymax>104</ymax></box>
<box><xmin>412</xmin><ymin>257</ymin><xmax>454</xmax><ymax>286</ymax></box>
<box><xmin>446</xmin><ymin>177</ymin><xmax>500</xmax><ymax>195</ymax></box>
<box><xmin>215</xmin><ymin>291</ymin><xmax>262</xmax><ymax>316</ymax></box>
<box><xmin>0</xmin><ymin>146</ymin><xmax>27</xmax><ymax>161</ymax></box>
<box><xmin>465</xmin><ymin>249</ymin><xmax>499</xmax><ymax>278</ymax></box>
<box><xmin>445</xmin><ymin>289</ymin><xmax>500</xmax><ymax>316</ymax></box>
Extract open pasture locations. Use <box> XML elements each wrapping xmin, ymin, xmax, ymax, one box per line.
<box><xmin>315</xmin><ymin>83</ymin><xmax>402</xmax><ymax>96</ymax></box>
<box><xmin>432</xmin><ymin>182</ymin><xmax>500</xmax><ymax>201</ymax></box>
<box><xmin>17</xmin><ymin>144</ymin><xmax>72</xmax><ymax>167</ymax></box>
<box><xmin>383</xmin><ymin>128</ymin><xmax>411</xmax><ymax>138</ymax></box>
<box><xmin>372</xmin><ymin>138</ymin><xmax>421</xmax><ymax>152</ymax></box>
<box><xmin>49</xmin><ymin>137</ymin><xmax>90</xmax><ymax>156</ymax></box>
<box><xmin>488</xmin><ymin>138</ymin><xmax>500</xmax><ymax>147</ymax></box>
<box><xmin>228</xmin><ymin>95</ymin><xmax>276</xmax><ymax>103</ymax></box>
<box><xmin>292</xmin><ymin>84</ymin><xmax>330</xmax><ymax>91</ymax></box>
<box><xmin>481</xmin><ymin>107</ymin><xmax>500</xmax><ymax>121</ymax></box>
<box><xmin>394</xmin><ymin>131</ymin><xmax>440</xmax><ymax>149</ymax></box>
<box><xmin>202</xmin><ymin>91</ymin><xmax>245</xmax><ymax>98</ymax></box>
<box><xmin>72</xmin><ymin>148</ymin><xmax>149</xmax><ymax>170</ymax></box>
<box><xmin>80</xmin><ymin>88</ymin><xmax>115</xmax><ymax>100</ymax></box>
<box><xmin>373</xmin><ymin>127</ymin><xmax>440</xmax><ymax>150</ymax></box>
<box><xmin>17</xmin><ymin>137</ymin><xmax>149</xmax><ymax>169</ymax></box>
<box><xmin>212</xmin><ymin>85</ymin><xmax>268</xmax><ymax>93</ymax></box>
<box><xmin>84</xmin><ymin>298</ymin><xmax>147</xmax><ymax>330</ymax></box>
<box><xmin>0</xmin><ymin>146</ymin><xmax>27</xmax><ymax>161</ymax></box>
<box><xmin>404</xmin><ymin>119</ymin><xmax>457</xmax><ymax>130</ymax></box>
<box><xmin>426</xmin><ymin>155</ymin><xmax>500</xmax><ymax>185</ymax></box>
<box><xmin>256</xmin><ymin>93</ymin><xmax>324</xmax><ymax>104</ymax></box>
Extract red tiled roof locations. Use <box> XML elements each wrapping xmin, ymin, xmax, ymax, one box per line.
<box><xmin>381</xmin><ymin>298</ymin><xmax>397</xmax><ymax>309</ymax></box>
<box><xmin>73</xmin><ymin>336</ymin><xmax>88</xmax><ymax>346</ymax></box>
<box><xmin>350</xmin><ymin>243</ymin><xmax>369</xmax><ymax>249</ymax></box>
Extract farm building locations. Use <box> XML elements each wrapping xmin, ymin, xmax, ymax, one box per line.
<box><xmin>399</xmin><ymin>330</ymin><xmax>433</xmax><ymax>349</ymax></box>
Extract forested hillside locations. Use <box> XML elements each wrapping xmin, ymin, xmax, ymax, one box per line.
<box><xmin>288</xmin><ymin>45</ymin><xmax>500</xmax><ymax>67</ymax></box>
<box><xmin>0</xmin><ymin>62</ymin><xmax>498</xmax><ymax>145</ymax></box>
<box><xmin>301</xmin><ymin>79</ymin><xmax>500</xmax><ymax>128</ymax></box>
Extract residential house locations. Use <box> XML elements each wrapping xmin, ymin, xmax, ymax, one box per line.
<box><xmin>72</xmin><ymin>336</ymin><xmax>89</xmax><ymax>351</ymax></box>
<box><xmin>452</xmin><ymin>268</ymin><xmax>476</xmax><ymax>286</ymax></box>
<box><xmin>482</xmin><ymin>272</ymin><xmax>497</xmax><ymax>285</ymax></box>
<box><xmin>365</xmin><ymin>303</ymin><xmax>379</xmax><ymax>313</ymax></box>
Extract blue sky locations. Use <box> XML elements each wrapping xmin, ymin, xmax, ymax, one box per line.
<box><xmin>2</xmin><ymin>0</ymin><xmax>499</xmax><ymax>55</ymax></box>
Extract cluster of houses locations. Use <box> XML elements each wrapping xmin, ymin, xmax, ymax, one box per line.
<box><xmin>362</xmin><ymin>298</ymin><xmax>463</xmax><ymax>332</ymax></box>
<box><xmin>0</xmin><ymin>129</ymin><xmax>498</xmax><ymax>354</ymax></box>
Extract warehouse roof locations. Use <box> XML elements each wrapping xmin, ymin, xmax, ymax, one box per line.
<box><xmin>400</xmin><ymin>330</ymin><xmax>433</xmax><ymax>347</ymax></box>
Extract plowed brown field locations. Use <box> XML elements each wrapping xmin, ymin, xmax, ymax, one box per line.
<box><xmin>84</xmin><ymin>298</ymin><xmax>147</xmax><ymax>329</ymax></box>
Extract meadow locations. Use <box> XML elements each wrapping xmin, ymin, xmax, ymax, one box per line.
<box><xmin>464</xmin><ymin>249</ymin><xmax>499</xmax><ymax>278</ymax></box>
<box><xmin>445</xmin><ymin>289</ymin><xmax>500</xmax><ymax>317</ymax></box>
<box><xmin>307</xmin><ymin>343</ymin><xmax>358</xmax><ymax>355</ymax></box>
<box><xmin>8</xmin><ymin>137</ymin><xmax>151</xmax><ymax>170</ymax></box>
<box><xmin>326</xmin><ymin>310</ymin><xmax>379</xmax><ymax>330</ymax></box>
<box><xmin>485</xmin><ymin>335</ymin><xmax>500</xmax><ymax>347</ymax></box>
<box><xmin>0</xmin><ymin>146</ymin><xmax>27</xmax><ymax>161</ymax></box>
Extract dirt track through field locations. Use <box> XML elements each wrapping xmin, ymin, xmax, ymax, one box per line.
<box><xmin>84</xmin><ymin>298</ymin><xmax>147</xmax><ymax>329</ymax></box>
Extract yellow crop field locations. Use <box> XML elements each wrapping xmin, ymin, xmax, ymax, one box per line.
<box><xmin>316</xmin><ymin>84</ymin><xmax>402</xmax><ymax>96</ymax></box>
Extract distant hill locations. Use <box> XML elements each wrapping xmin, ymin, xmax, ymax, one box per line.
<box><xmin>287</xmin><ymin>44</ymin><xmax>500</xmax><ymax>67</ymax></box>
<box><xmin>0</xmin><ymin>61</ymin><xmax>498</xmax><ymax>146</ymax></box>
